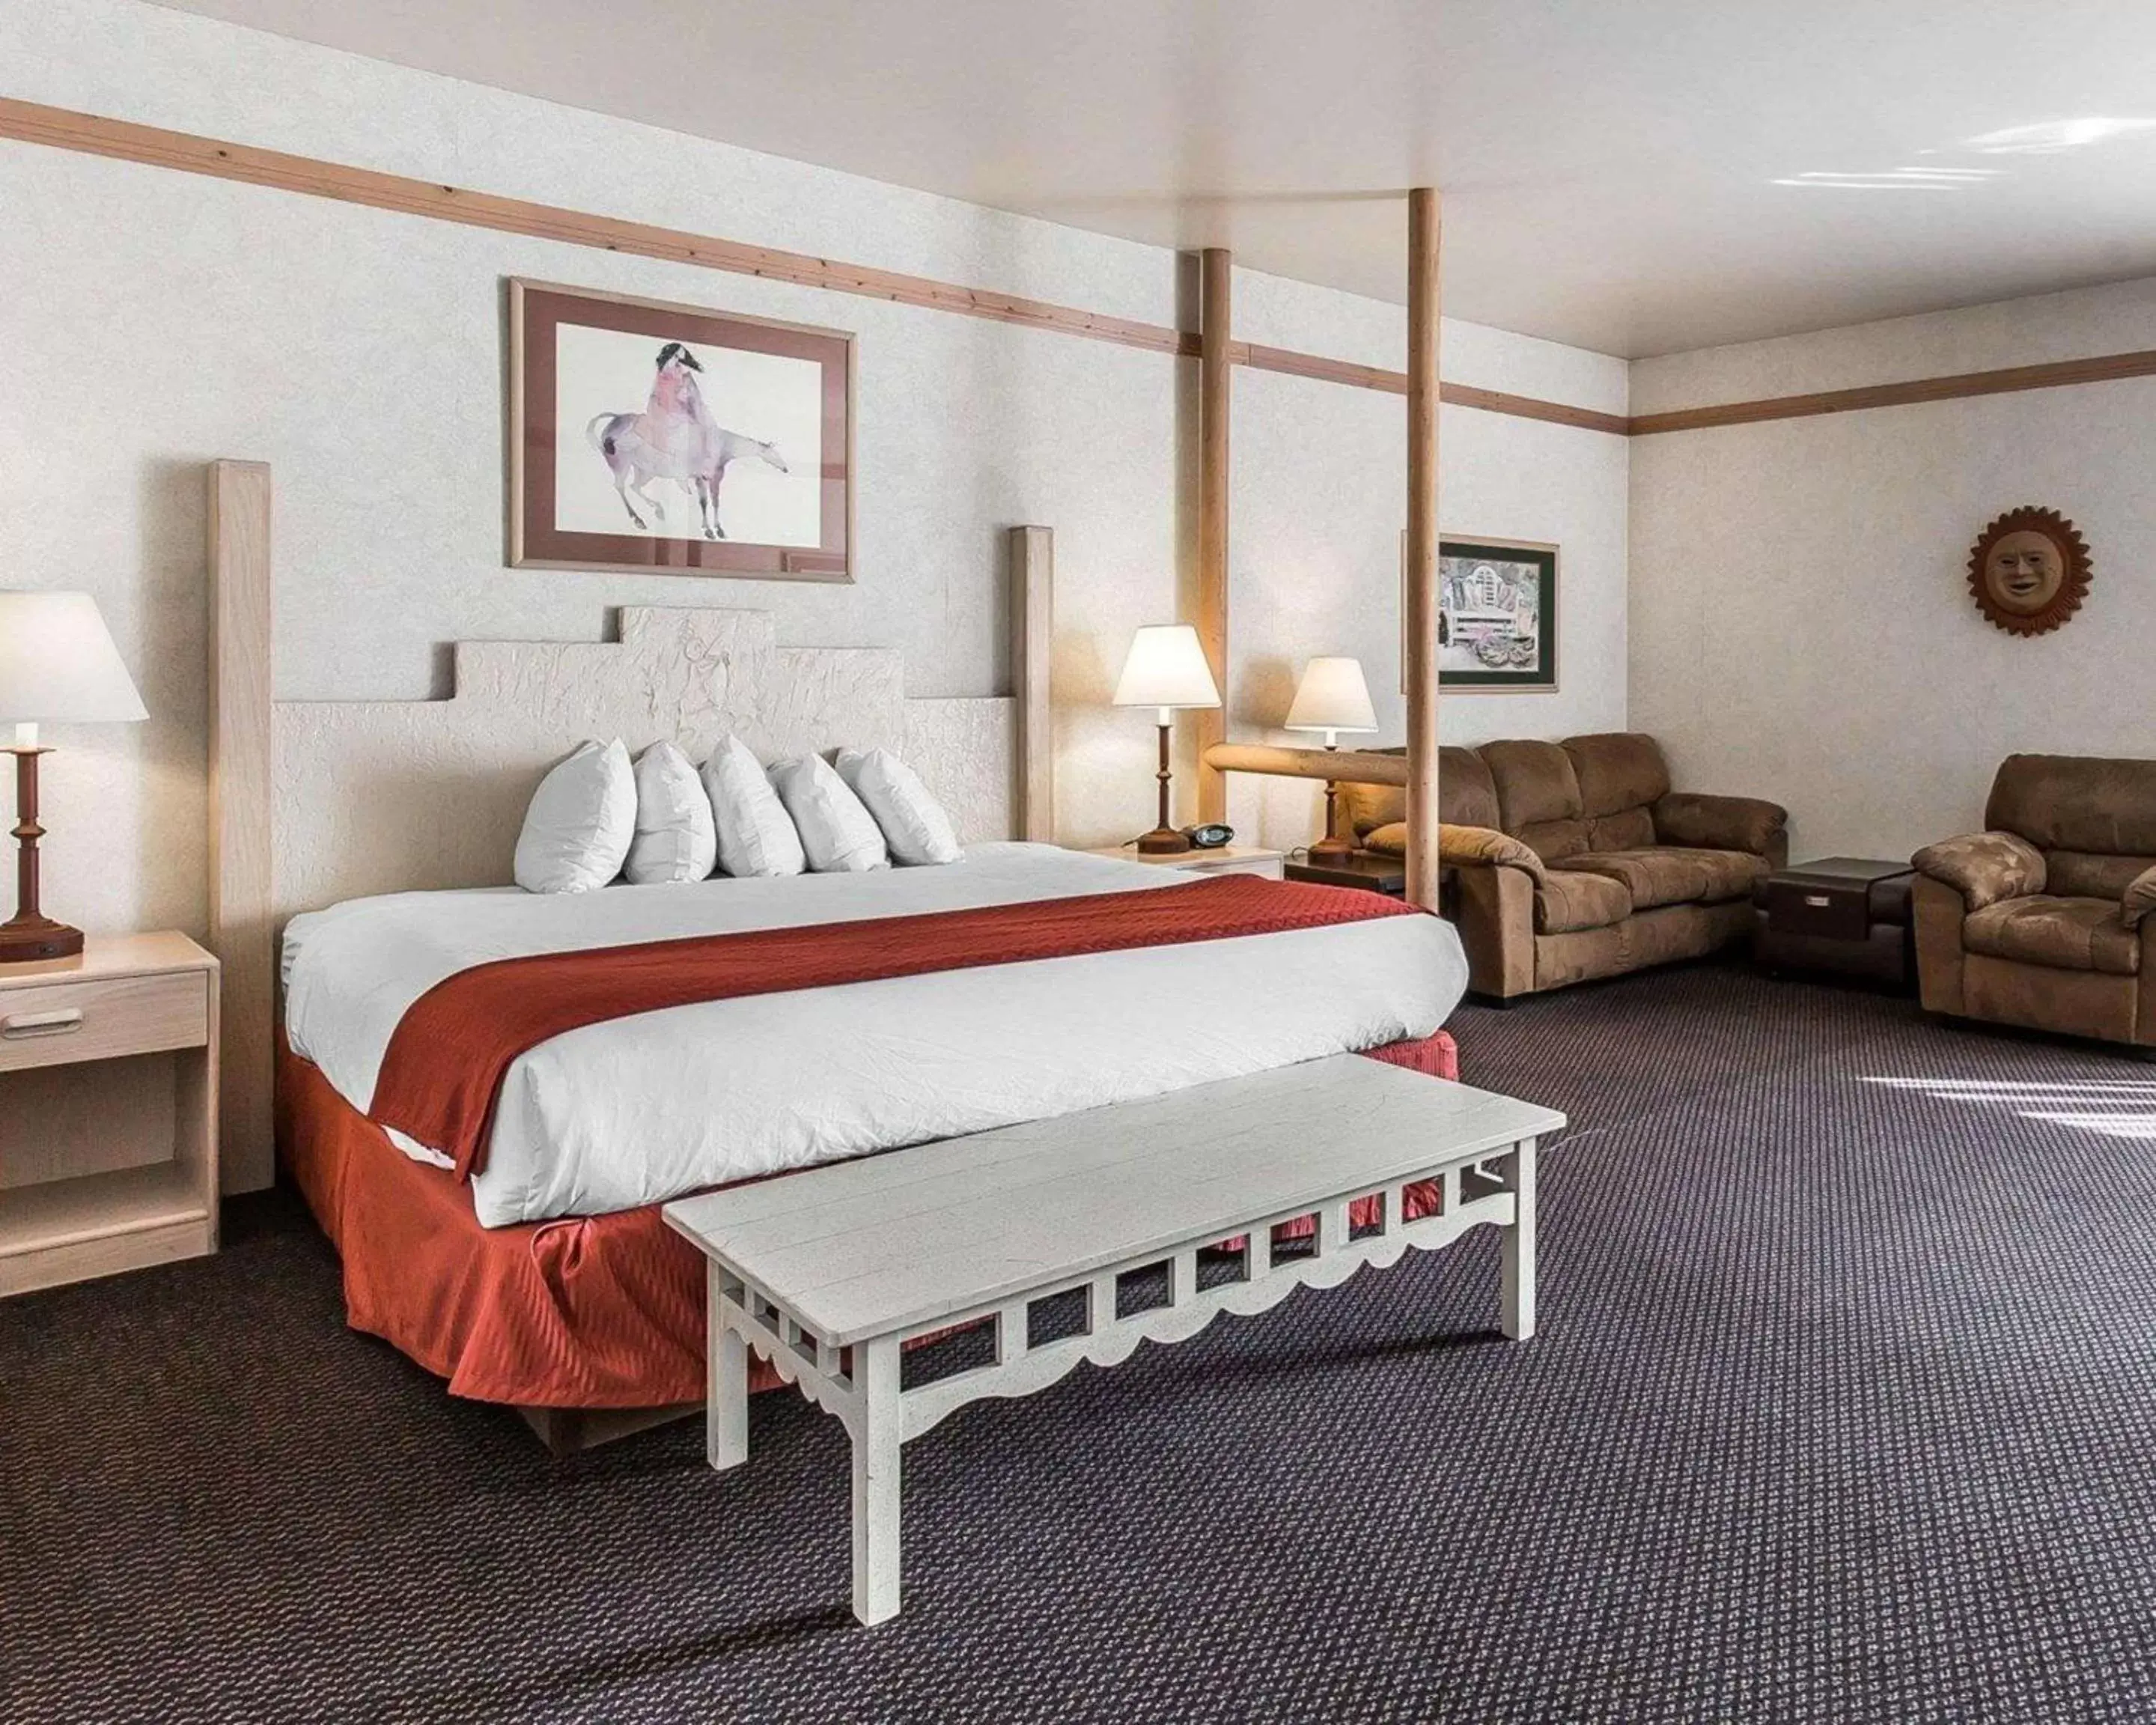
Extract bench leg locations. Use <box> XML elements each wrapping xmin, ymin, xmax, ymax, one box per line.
<box><xmin>850</xmin><ymin>1335</ymin><xmax>903</xmax><ymax>1625</ymax></box>
<box><xmin>1499</xmin><ymin>1136</ymin><xmax>1538</xmax><ymax>1342</ymax></box>
<box><xmin>707</xmin><ymin>1264</ymin><xmax>749</xmax><ymax>1471</ymax></box>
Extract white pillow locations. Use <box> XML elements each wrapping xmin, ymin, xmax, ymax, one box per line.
<box><xmin>624</xmin><ymin>740</ymin><xmax>718</xmax><ymax>885</ymax></box>
<box><xmin>701</xmin><ymin>736</ymin><xmax>806</xmax><ymax>878</ymax></box>
<box><xmin>770</xmin><ymin>753</ymin><xmax>890</xmax><ymax>873</ymax></box>
<box><xmin>835</xmin><ymin>748</ymin><xmax>962</xmax><ymax>865</ymax></box>
<box><xmin>514</xmin><ymin>738</ymin><xmax>635</xmax><ymax>893</ymax></box>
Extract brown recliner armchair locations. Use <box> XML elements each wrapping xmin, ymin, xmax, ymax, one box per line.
<box><xmin>1340</xmin><ymin>732</ymin><xmax>1788</xmax><ymax>1000</ymax></box>
<box><xmin>1910</xmin><ymin>754</ymin><xmax>2156</xmax><ymax>1050</ymax></box>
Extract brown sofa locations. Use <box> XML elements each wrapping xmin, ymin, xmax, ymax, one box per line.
<box><xmin>1340</xmin><ymin>733</ymin><xmax>1788</xmax><ymax>1000</ymax></box>
<box><xmin>1910</xmin><ymin>754</ymin><xmax>2156</xmax><ymax>1050</ymax></box>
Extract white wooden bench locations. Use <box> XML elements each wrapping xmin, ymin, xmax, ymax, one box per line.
<box><xmin>663</xmin><ymin>1053</ymin><xmax>1564</xmax><ymax>1624</ymax></box>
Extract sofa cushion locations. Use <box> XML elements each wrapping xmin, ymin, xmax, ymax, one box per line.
<box><xmin>1482</xmin><ymin>739</ymin><xmax>1583</xmax><ymax>830</ymax></box>
<box><xmin>2045</xmin><ymin>849</ymin><xmax>2156</xmax><ymax>901</ymax></box>
<box><xmin>1553</xmin><ymin>846</ymin><xmax>1767</xmax><ymax>910</ymax></box>
<box><xmin>1585</xmin><ymin>807</ymin><xmax>1657</xmax><ymax>852</ymax></box>
<box><xmin>1535</xmin><ymin>868</ymin><xmax>1633</xmax><ymax>934</ymax></box>
<box><xmin>1563</xmin><ymin>733</ymin><xmax>1671</xmax><ymax>819</ymax></box>
<box><xmin>1987</xmin><ymin>754</ymin><xmax>2156</xmax><ymax>856</ymax></box>
<box><xmin>1514</xmin><ymin>817</ymin><xmax>1591</xmax><ymax>862</ymax></box>
<box><xmin>1962</xmin><ymin>895</ymin><xmax>2141</xmax><ymax>976</ymax></box>
<box><xmin>1337</xmin><ymin>746</ymin><xmax>1497</xmax><ymax>840</ymax></box>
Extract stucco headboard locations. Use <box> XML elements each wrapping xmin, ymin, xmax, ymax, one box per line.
<box><xmin>207</xmin><ymin>456</ymin><xmax>1054</xmax><ymax>1192</ymax></box>
<box><xmin>270</xmin><ymin>603</ymin><xmax>1022</xmax><ymax>919</ymax></box>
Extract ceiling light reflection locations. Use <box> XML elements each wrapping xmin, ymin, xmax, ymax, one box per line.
<box><xmin>1966</xmin><ymin>118</ymin><xmax>2156</xmax><ymax>153</ymax></box>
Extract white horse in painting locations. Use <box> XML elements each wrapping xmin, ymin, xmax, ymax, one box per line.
<box><xmin>585</xmin><ymin>341</ymin><xmax>788</xmax><ymax>540</ymax></box>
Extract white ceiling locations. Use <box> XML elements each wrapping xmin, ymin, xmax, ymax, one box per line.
<box><xmin>153</xmin><ymin>0</ymin><xmax>2156</xmax><ymax>358</ymax></box>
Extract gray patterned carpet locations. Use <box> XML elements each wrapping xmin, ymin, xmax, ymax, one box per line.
<box><xmin>7</xmin><ymin>960</ymin><xmax>2156</xmax><ymax>1724</ymax></box>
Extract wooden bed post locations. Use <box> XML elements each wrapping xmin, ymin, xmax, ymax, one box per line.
<box><xmin>1009</xmin><ymin>525</ymin><xmax>1055</xmax><ymax>842</ymax></box>
<box><xmin>208</xmin><ymin>460</ymin><xmax>275</xmax><ymax>1193</ymax></box>
<box><xmin>1404</xmin><ymin>189</ymin><xmax>1443</xmax><ymax>910</ymax></box>
<box><xmin>1195</xmin><ymin>247</ymin><xmax>1231</xmax><ymax>827</ymax></box>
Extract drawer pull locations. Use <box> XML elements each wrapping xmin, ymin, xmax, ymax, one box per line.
<box><xmin>1803</xmin><ymin>894</ymin><xmax>1832</xmax><ymax>907</ymax></box>
<box><xmin>1</xmin><ymin>1008</ymin><xmax>85</xmax><ymax>1038</ymax></box>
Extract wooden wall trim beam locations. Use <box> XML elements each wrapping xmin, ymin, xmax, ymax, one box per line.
<box><xmin>15</xmin><ymin>98</ymin><xmax>2155</xmax><ymax>440</ymax></box>
<box><xmin>207</xmin><ymin>460</ymin><xmax>274</xmax><ymax>1196</ymax></box>
<box><xmin>1234</xmin><ymin>342</ymin><xmax>1633</xmax><ymax>435</ymax></box>
<box><xmin>1627</xmin><ymin>346</ymin><xmax>2156</xmax><ymax>435</ymax></box>
<box><xmin>1194</xmin><ymin>249</ymin><xmax>1231</xmax><ymax>826</ymax></box>
<box><xmin>0</xmin><ymin>97</ymin><xmax>1624</xmax><ymax>436</ymax></box>
<box><xmin>0</xmin><ymin>97</ymin><xmax>1184</xmax><ymax>356</ymax></box>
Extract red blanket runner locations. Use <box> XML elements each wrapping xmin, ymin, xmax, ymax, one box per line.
<box><xmin>371</xmin><ymin>874</ymin><xmax>1426</xmax><ymax>1181</ymax></box>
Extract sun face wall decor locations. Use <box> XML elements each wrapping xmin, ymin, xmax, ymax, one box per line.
<box><xmin>1965</xmin><ymin>506</ymin><xmax>2090</xmax><ymax>636</ymax></box>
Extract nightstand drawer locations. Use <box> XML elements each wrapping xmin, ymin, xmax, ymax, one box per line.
<box><xmin>0</xmin><ymin>971</ymin><xmax>210</xmax><ymax>1073</ymax></box>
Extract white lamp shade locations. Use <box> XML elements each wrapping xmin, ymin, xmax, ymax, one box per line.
<box><xmin>0</xmin><ymin>592</ymin><xmax>148</xmax><ymax>725</ymax></box>
<box><xmin>1112</xmin><ymin>624</ymin><xmax>1221</xmax><ymax>710</ymax></box>
<box><xmin>1285</xmin><ymin>656</ymin><xmax>1378</xmax><ymax>734</ymax></box>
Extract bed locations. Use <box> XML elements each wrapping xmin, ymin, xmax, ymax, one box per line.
<box><xmin>278</xmin><ymin>845</ymin><xmax>1465</xmax><ymax>1432</ymax></box>
<box><xmin>224</xmin><ymin>516</ymin><xmax>1467</xmax><ymax>1443</ymax></box>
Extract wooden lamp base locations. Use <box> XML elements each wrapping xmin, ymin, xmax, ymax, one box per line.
<box><xmin>1305</xmin><ymin>777</ymin><xmax>1356</xmax><ymax>865</ymax></box>
<box><xmin>1135</xmin><ymin>826</ymin><xmax>1193</xmax><ymax>856</ymax></box>
<box><xmin>0</xmin><ymin>914</ymin><xmax>83</xmax><ymax>964</ymax></box>
<box><xmin>2</xmin><ymin>743</ymin><xmax>82</xmax><ymax>966</ymax></box>
<box><xmin>1135</xmin><ymin>718</ymin><xmax>1193</xmax><ymax>854</ymax></box>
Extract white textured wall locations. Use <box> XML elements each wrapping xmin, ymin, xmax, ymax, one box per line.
<box><xmin>1630</xmin><ymin>279</ymin><xmax>2156</xmax><ymax>862</ymax></box>
<box><xmin>1228</xmin><ymin>271</ymin><xmax>1630</xmax><ymax>846</ymax></box>
<box><xmin>0</xmin><ymin>0</ymin><xmax>1628</xmax><ymax>936</ymax></box>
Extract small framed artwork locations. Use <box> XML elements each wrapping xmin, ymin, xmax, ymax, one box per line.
<box><xmin>509</xmin><ymin>279</ymin><xmax>853</xmax><ymax>580</ymax></box>
<box><xmin>1401</xmin><ymin>534</ymin><xmax>1559</xmax><ymax>693</ymax></box>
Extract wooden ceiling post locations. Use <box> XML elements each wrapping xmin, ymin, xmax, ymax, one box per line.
<box><xmin>1404</xmin><ymin>188</ymin><xmax>1443</xmax><ymax>910</ymax></box>
<box><xmin>1195</xmin><ymin>246</ymin><xmax>1232</xmax><ymax>826</ymax></box>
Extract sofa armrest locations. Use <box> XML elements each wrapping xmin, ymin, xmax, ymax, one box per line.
<box><xmin>1440</xmin><ymin>823</ymin><xmax>1546</xmax><ymax>882</ymax></box>
<box><xmin>1452</xmin><ymin>850</ymin><xmax>1538</xmax><ymax>999</ymax></box>
<box><xmin>1910</xmin><ymin>874</ymin><xmax>1970</xmax><ymax>1016</ymax></box>
<box><xmin>1911</xmin><ymin>832</ymin><xmax>2046</xmax><ymax>910</ymax></box>
<box><xmin>2125</xmin><ymin>863</ymin><xmax>2156</xmax><ymax>930</ymax></box>
<box><xmin>1362</xmin><ymin>821</ymin><xmax>1547</xmax><ymax>882</ymax></box>
<box><xmin>1651</xmin><ymin>791</ymin><xmax>1788</xmax><ymax>862</ymax></box>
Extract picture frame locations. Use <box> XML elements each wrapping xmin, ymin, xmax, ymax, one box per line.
<box><xmin>509</xmin><ymin>278</ymin><xmax>854</xmax><ymax>580</ymax></box>
<box><xmin>1400</xmin><ymin>534</ymin><xmax>1559</xmax><ymax>693</ymax></box>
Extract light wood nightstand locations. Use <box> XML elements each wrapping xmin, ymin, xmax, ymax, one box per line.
<box><xmin>1080</xmin><ymin>844</ymin><xmax>1286</xmax><ymax>880</ymax></box>
<box><xmin>0</xmin><ymin>933</ymin><xmax>220</xmax><ymax>1297</ymax></box>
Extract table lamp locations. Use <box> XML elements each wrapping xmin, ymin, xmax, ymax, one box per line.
<box><xmin>1284</xmin><ymin>655</ymin><xmax>1378</xmax><ymax>865</ymax></box>
<box><xmin>1112</xmin><ymin>624</ymin><xmax>1221</xmax><ymax>854</ymax></box>
<box><xmin>0</xmin><ymin>591</ymin><xmax>149</xmax><ymax>963</ymax></box>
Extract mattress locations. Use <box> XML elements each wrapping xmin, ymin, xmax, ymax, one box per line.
<box><xmin>282</xmin><ymin>842</ymin><xmax>1470</xmax><ymax>1228</ymax></box>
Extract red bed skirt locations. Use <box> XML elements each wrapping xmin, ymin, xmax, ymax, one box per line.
<box><xmin>278</xmin><ymin>1031</ymin><xmax>1461</xmax><ymax>1409</ymax></box>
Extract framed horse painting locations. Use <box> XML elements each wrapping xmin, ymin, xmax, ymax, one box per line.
<box><xmin>509</xmin><ymin>279</ymin><xmax>854</xmax><ymax>579</ymax></box>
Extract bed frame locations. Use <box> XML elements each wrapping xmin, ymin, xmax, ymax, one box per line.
<box><xmin>207</xmin><ymin>460</ymin><xmax>1056</xmax><ymax>1452</ymax></box>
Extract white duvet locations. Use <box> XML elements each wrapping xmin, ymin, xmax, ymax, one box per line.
<box><xmin>282</xmin><ymin>843</ymin><xmax>1469</xmax><ymax>1228</ymax></box>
